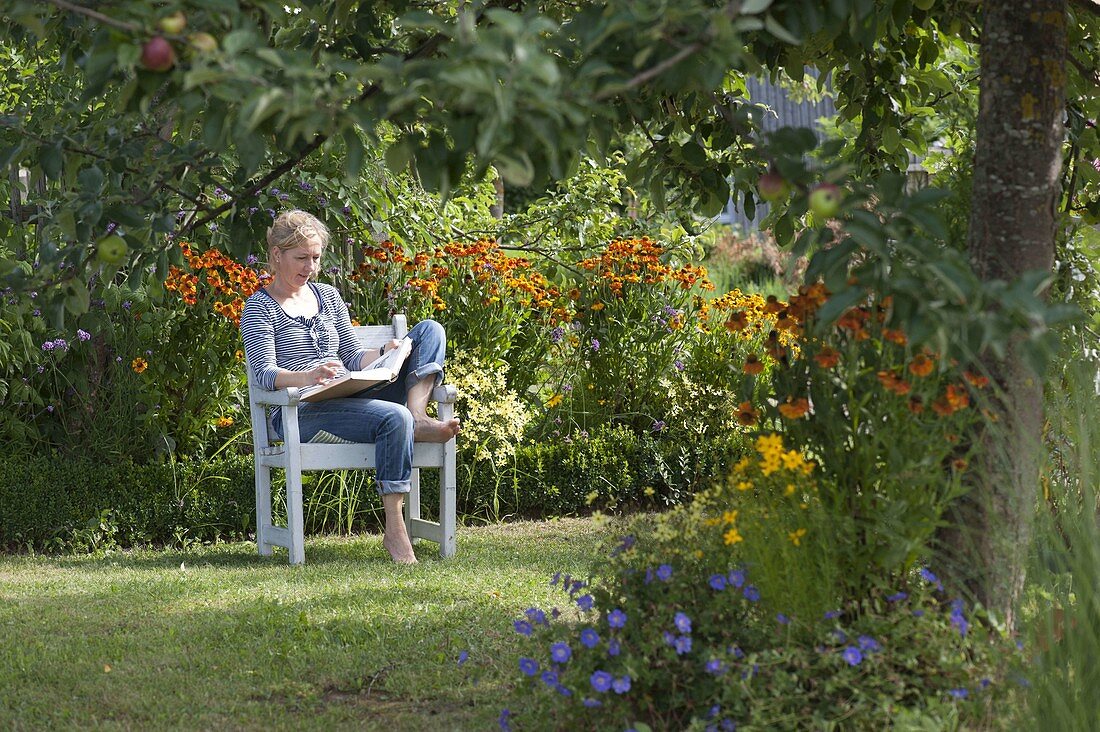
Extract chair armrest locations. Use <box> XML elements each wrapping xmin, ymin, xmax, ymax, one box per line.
<box><xmin>252</xmin><ymin>387</ymin><xmax>301</xmax><ymax>407</ymax></box>
<box><xmin>432</xmin><ymin>384</ymin><xmax>457</xmax><ymax>404</ymax></box>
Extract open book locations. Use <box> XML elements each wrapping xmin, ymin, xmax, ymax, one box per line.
<box><xmin>299</xmin><ymin>338</ymin><xmax>413</xmax><ymax>403</ymax></box>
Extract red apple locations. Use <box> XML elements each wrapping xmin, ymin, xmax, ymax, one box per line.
<box><xmin>188</xmin><ymin>32</ymin><xmax>218</xmax><ymax>54</ymax></box>
<box><xmin>808</xmin><ymin>183</ymin><xmax>843</xmax><ymax>220</ymax></box>
<box><xmin>757</xmin><ymin>171</ymin><xmax>791</xmax><ymax>202</ymax></box>
<box><xmin>157</xmin><ymin>12</ymin><xmax>187</xmax><ymax>35</ymax></box>
<box><xmin>140</xmin><ymin>36</ymin><xmax>176</xmax><ymax>72</ymax></box>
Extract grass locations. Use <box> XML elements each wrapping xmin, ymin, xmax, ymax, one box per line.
<box><xmin>0</xmin><ymin>518</ymin><xmax>616</xmax><ymax>731</ymax></box>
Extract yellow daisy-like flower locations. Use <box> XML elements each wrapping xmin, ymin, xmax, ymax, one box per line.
<box><xmin>723</xmin><ymin>527</ymin><xmax>744</xmax><ymax>545</ymax></box>
<box><xmin>735</xmin><ymin>480</ymin><xmax>752</xmax><ymax>492</ymax></box>
<box><xmin>788</xmin><ymin>528</ymin><xmax>807</xmax><ymax>546</ymax></box>
<box><xmin>215</xmin><ymin>415</ymin><xmax>234</xmax><ymax>428</ymax></box>
<box><xmin>784</xmin><ymin>483</ymin><xmax>796</xmax><ymax>496</ymax></box>
<box><xmin>755</xmin><ymin>433</ymin><xmax>784</xmax><ymax>457</ymax></box>
<box><xmin>722</xmin><ymin>510</ymin><xmax>739</xmax><ymax>524</ymax></box>
<box><xmin>131</xmin><ymin>357</ymin><xmax>148</xmax><ymax>374</ymax></box>
<box><xmin>545</xmin><ymin>393</ymin><xmax>564</xmax><ymax>409</ymax></box>
<box><xmin>781</xmin><ymin>449</ymin><xmax>806</xmax><ymax>472</ymax></box>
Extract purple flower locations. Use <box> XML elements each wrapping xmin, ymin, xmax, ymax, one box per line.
<box><xmin>590</xmin><ymin>338</ymin><xmax>600</xmax><ymax>351</ymax></box>
<box><xmin>540</xmin><ymin>670</ymin><xmax>558</xmax><ymax>687</ymax></box>
<box><xmin>46</xmin><ymin>405</ymin><xmax>55</xmax><ymax>413</ymax></box>
<box><xmin>841</xmin><ymin>646</ymin><xmax>863</xmax><ymax>666</ymax></box>
<box><xmin>644</xmin><ymin>568</ymin><xmax>655</xmax><ymax>584</ymax></box>
<box><xmin>743</xmin><ymin>585</ymin><xmax>760</xmax><ymax>602</ymax></box>
<box><xmin>550</xmin><ymin>642</ymin><xmax>572</xmax><ymax>663</ymax></box>
<box><xmin>122</xmin><ymin>300</ymin><xmax>132</xmax><ymax>310</ymax></box>
<box><xmin>824</xmin><ymin>610</ymin><xmax>840</xmax><ymax>619</ymax></box>
<box><xmin>656</xmin><ymin>564</ymin><xmax>673</xmax><ymax>581</ymax></box>
<box><xmin>581</xmin><ymin>697</ymin><xmax>602</xmax><ymax>708</ymax></box>
<box><xmin>651</xmin><ymin>420</ymin><xmax>666</xmax><ymax>433</ymax></box>
<box><xmin>576</xmin><ymin>594</ymin><xmax>594</xmax><ymax>612</ymax></box>
<box><xmin>728</xmin><ymin>569</ymin><xmax>745</xmax><ymax>588</ymax></box>
<box><xmin>518</xmin><ymin>657</ymin><xmax>538</xmax><ymax>676</ymax></box>
<box><xmin>556</xmin><ymin>684</ymin><xmax>573</xmax><ymax>696</ymax></box>
<box><xmin>590</xmin><ymin>670</ymin><xmax>613</xmax><ymax>693</ymax></box>
<box><xmin>705</xmin><ymin>659</ymin><xmax>727</xmax><ymax>676</ymax></box>
<box><xmin>886</xmin><ymin>592</ymin><xmax>908</xmax><ymax>602</ymax></box>
<box><xmin>498</xmin><ymin>708</ymin><xmax>512</xmax><ymax>731</ymax></box>
<box><xmin>611</xmin><ymin>675</ymin><xmax>631</xmax><ymax>694</ymax></box>
<box><xmin>673</xmin><ymin>635</ymin><xmax>693</xmax><ymax>655</ymax></box>
<box><xmin>457</xmin><ymin>650</ymin><xmax>468</xmax><ymax>666</ymax></box>
<box><xmin>857</xmin><ymin>635</ymin><xmax>881</xmax><ymax>652</ymax></box>
<box><xmin>550</xmin><ymin>326</ymin><xmax>564</xmax><ymax>344</ymax></box>
<box><xmin>949</xmin><ymin>688</ymin><xmax>969</xmax><ymax>699</ymax></box>
<box><xmin>832</xmin><ymin>630</ymin><xmax>848</xmax><ymax>643</ymax></box>
<box><xmin>76</xmin><ymin>329</ymin><xmax>91</xmax><ymax>342</ymax></box>
<box><xmin>316</xmin><ymin>195</ymin><xmax>328</xmax><ymax>207</ymax></box>
<box><xmin>299</xmin><ymin>181</ymin><xmax>313</xmax><ymax>191</ymax></box>
<box><xmin>41</xmin><ymin>341</ymin><xmax>55</xmax><ymax>351</ymax></box>
<box><xmin>607</xmin><ymin>609</ymin><xmax>627</xmax><ymax>628</ymax></box>
<box><xmin>674</xmin><ymin>612</ymin><xmax>692</xmax><ymax>634</ymax></box>
<box><xmin>729</xmin><ymin>645</ymin><xmax>744</xmax><ymax>659</ymax></box>
<box><xmin>513</xmin><ymin>620</ymin><xmax>533</xmax><ymax>636</ymax></box>
<box><xmin>580</xmin><ymin>628</ymin><xmax>600</xmax><ymax>649</ymax></box>
<box><xmin>525</xmin><ymin>607</ymin><xmax>548</xmax><ymax>626</ymax></box>
<box><xmin>776</xmin><ymin>613</ymin><xmax>790</xmax><ymax>625</ymax></box>
<box><xmin>608</xmin><ymin>638</ymin><xmax>621</xmax><ymax>657</ymax></box>
<box><xmin>550</xmin><ymin>571</ymin><xmax>561</xmax><ymax>587</ymax></box>
<box><xmin>709</xmin><ymin>574</ymin><xmax>727</xmax><ymax>591</ymax></box>
<box><xmin>674</xmin><ymin>359</ymin><xmax>684</xmax><ymax>372</ymax></box>
<box><xmin>920</xmin><ymin>567</ymin><xmax>944</xmax><ymax>590</ymax></box>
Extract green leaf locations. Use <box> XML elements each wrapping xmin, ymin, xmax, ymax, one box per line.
<box><xmin>39</xmin><ymin>141</ymin><xmax>62</xmax><ymax>180</ymax></box>
<box><xmin>77</xmin><ymin>166</ymin><xmax>104</xmax><ymax>195</ymax></box>
<box><xmin>740</xmin><ymin>0</ymin><xmax>775</xmax><ymax>14</ymax></box>
<box><xmin>815</xmin><ymin>284</ymin><xmax>866</xmax><ymax>326</ymax></box>
<box><xmin>235</xmin><ymin>130</ymin><xmax>266</xmax><ymax>175</ymax></box>
<box><xmin>342</xmin><ymin>128</ymin><xmax>364</xmax><ymax>180</ymax></box>
<box><xmin>765</xmin><ymin>14</ymin><xmax>802</xmax><ymax>45</ymax></box>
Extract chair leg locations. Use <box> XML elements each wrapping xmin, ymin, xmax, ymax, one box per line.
<box><xmin>286</xmin><ymin>468</ymin><xmax>305</xmax><ymax>565</ymax></box>
<box><xmin>440</xmin><ymin>442</ymin><xmax>457</xmax><ymax>558</ymax></box>
<box><xmin>255</xmin><ymin>462</ymin><xmax>273</xmax><ymax>557</ymax></box>
<box><xmin>405</xmin><ymin>468</ymin><xmax>421</xmax><ymax>544</ymax></box>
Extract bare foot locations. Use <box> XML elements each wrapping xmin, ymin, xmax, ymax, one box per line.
<box><xmin>383</xmin><ymin>531</ymin><xmax>418</xmax><ymax>564</ymax></box>
<box><xmin>413</xmin><ymin>417</ymin><xmax>461</xmax><ymax>443</ymax></box>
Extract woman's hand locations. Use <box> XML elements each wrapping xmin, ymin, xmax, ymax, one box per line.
<box><xmin>306</xmin><ymin>359</ymin><xmax>345</xmax><ymax>386</ymax></box>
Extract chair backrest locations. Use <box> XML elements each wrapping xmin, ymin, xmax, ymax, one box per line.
<box><xmin>246</xmin><ymin>314</ymin><xmax>409</xmax><ymax>450</ymax></box>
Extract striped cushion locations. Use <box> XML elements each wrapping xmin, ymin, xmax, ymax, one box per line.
<box><xmin>309</xmin><ymin>429</ymin><xmax>357</xmax><ymax>445</ymax></box>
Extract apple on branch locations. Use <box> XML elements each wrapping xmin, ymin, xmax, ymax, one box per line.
<box><xmin>140</xmin><ymin>36</ymin><xmax>176</xmax><ymax>72</ymax></box>
<box><xmin>157</xmin><ymin>12</ymin><xmax>187</xmax><ymax>35</ymax></box>
<box><xmin>808</xmin><ymin>183</ymin><xmax>844</xmax><ymax>220</ymax></box>
<box><xmin>757</xmin><ymin>170</ymin><xmax>791</xmax><ymax>203</ymax></box>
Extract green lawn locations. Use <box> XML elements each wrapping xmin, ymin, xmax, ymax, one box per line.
<box><xmin>0</xmin><ymin>518</ymin><xmax>614</xmax><ymax>731</ymax></box>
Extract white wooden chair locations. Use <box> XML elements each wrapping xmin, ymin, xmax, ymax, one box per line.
<box><xmin>246</xmin><ymin>314</ymin><xmax>457</xmax><ymax>564</ymax></box>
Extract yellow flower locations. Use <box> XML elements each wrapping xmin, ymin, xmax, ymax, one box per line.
<box><xmin>585</xmin><ymin>490</ymin><xmax>599</xmax><ymax>505</ymax></box>
<box><xmin>788</xmin><ymin>528</ymin><xmax>807</xmax><ymax>546</ymax></box>
<box><xmin>784</xmin><ymin>483</ymin><xmax>795</xmax><ymax>496</ymax></box>
<box><xmin>234</xmin><ymin>349</ymin><xmax>245</xmax><ymax>361</ymax></box>
<box><xmin>216</xmin><ymin>415</ymin><xmax>234</xmax><ymax>428</ymax></box>
<box><xmin>735</xmin><ymin>480</ymin><xmax>752</xmax><ymax>492</ymax></box>
<box><xmin>722</xmin><ymin>510</ymin><xmax>739</xmax><ymax>524</ymax></box>
<box><xmin>644</xmin><ymin>486</ymin><xmax>655</xmax><ymax>496</ymax></box>
<box><xmin>546</xmin><ymin>393</ymin><xmax>563</xmax><ymax>409</ymax></box>
<box><xmin>131</xmin><ymin>357</ymin><xmax>148</xmax><ymax>374</ymax></box>
<box><xmin>694</xmin><ymin>550</ymin><xmax>704</xmax><ymax>559</ymax></box>
<box><xmin>755</xmin><ymin>433</ymin><xmax>784</xmax><ymax>457</ymax></box>
<box><xmin>723</xmin><ymin>527</ymin><xmax>744</xmax><ymax>545</ymax></box>
<box><xmin>781</xmin><ymin>449</ymin><xmax>806</xmax><ymax>472</ymax></box>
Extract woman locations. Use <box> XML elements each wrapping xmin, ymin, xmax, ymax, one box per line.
<box><xmin>240</xmin><ymin>209</ymin><xmax>460</xmax><ymax>564</ymax></box>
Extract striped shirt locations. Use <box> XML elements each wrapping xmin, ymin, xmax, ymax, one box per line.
<box><xmin>239</xmin><ymin>282</ymin><xmax>367</xmax><ymax>390</ymax></box>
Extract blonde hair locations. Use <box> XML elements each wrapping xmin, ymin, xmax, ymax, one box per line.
<box><xmin>266</xmin><ymin>209</ymin><xmax>330</xmax><ymax>254</ymax></box>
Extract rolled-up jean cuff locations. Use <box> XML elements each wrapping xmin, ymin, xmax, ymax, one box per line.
<box><xmin>378</xmin><ymin>479</ymin><xmax>411</xmax><ymax>496</ymax></box>
<box><xmin>406</xmin><ymin>364</ymin><xmax>443</xmax><ymax>391</ymax></box>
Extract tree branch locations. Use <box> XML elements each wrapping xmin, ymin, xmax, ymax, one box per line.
<box><xmin>40</xmin><ymin>0</ymin><xmax>141</xmax><ymax>33</ymax></box>
<box><xmin>593</xmin><ymin>42</ymin><xmax>706</xmax><ymax>102</ymax></box>
<box><xmin>1069</xmin><ymin>0</ymin><xmax>1100</xmax><ymax>17</ymax></box>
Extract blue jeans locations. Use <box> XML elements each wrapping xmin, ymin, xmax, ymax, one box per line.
<box><xmin>273</xmin><ymin>319</ymin><xmax>447</xmax><ymax>495</ymax></box>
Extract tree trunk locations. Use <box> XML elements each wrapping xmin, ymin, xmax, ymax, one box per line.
<box><xmin>939</xmin><ymin>0</ymin><xmax>1066</xmax><ymax>630</ymax></box>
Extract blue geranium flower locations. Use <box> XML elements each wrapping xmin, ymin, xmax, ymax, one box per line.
<box><xmin>673</xmin><ymin>635</ymin><xmax>693</xmax><ymax>655</ymax></box>
<box><xmin>513</xmin><ymin>620</ymin><xmax>533</xmax><ymax>636</ymax></box>
<box><xmin>608</xmin><ymin>608</ymin><xmax>627</xmax><ymax>628</ymax></box>
<box><xmin>457</xmin><ymin>650</ymin><xmax>469</xmax><ymax>666</ymax></box>
<box><xmin>582</xmin><ymin>697</ymin><xmax>602</xmax><ymax>708</ymax></box>
<box><xmin>590</xmin><ymin>670</ymin><xmax>613</xmax><ymax>693</ymax></box>
<box><xmin>518</xmin><ymin>657</ymin><xmax>539</xmax><ymax>676</ymax></box>
<box><xmin>886</xmin><ymin>591</ymin><xmax>908</xmax><ymax>602</ymax></box>
<box><xmin>580</xmin><ymin>628</ymin><xmax>600</xmax><ymax>649</ymax></box>
<box><xmin>577</xmin><ymin>594</ymin><xmax>594</xmax><ymax>612</ymax></box>
<box><xmin>550</xmin><ymin>642</ymin><xmax>572</xmax><ymax>663</ymax></box>
<box><xmin>728</xmin><ymin>569</ymin><xmax>745</xmax><ymax>588</ymax></box>
<box><xmin>612</xmin><ymin>675</ymin><xmax>632</xmax><ymax>694</ymax></box>
<box><xmin>841</xmin><ymin>646</ymin><xmax>863</xmax><ymax>666</ymax></box>
<box><xmin>743</xmin><ymin>585</ymin><xmax>760</xmax><ymax>602</ymax></box>
<box><xmin>525</xmin><ymin>607</ymin><xmax>548</xmax><ymax>626</ymax></box>
<box><xmin>857</xmin><ymin>635</ymin><xmax>881</xmax><ymax>652</ymax></box>
<box><xmin>540</xmin><ymin>670</ymin><xmax>558</xmax><ymax>687</ymax></box>
<box><xmin>705</xmin><ymin>659</ymin><xmax>727</xmax><ymax>676</ymax></box>
<box><xmin>949</xmin><ymin>688</ymin><xmax>969</xmax><ymax>699</ymax></box>
<box><xmin>674</xmin><ymin>612</ymin><xmax>692</xmax><ymax>634</ymax></box>
<box><xmin>776</xmin><ymin>613</ymin><xmax>790</xmax><ymax>625</ymax></box>
<box><xmin>608</xmin><ymin>639</ymin><xmax>621</xmax><ymax>657</ymax></box>
<box><xmin>709</xmin><ymin>574</ymin><xmax>727</xmax><ymax>591</ymax></box>
<box><xmin>498</xmin><ymin>708</ymin><xmax>512</xmax><ymax>731</ymax></box>
<box><xmin>656</xmin><ymin>564</ymin><xmax>673</xmax><ymax>581</ymax></box>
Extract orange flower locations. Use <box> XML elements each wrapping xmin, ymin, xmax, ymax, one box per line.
<box><xmin>724</xmin><ymin>311</ymin><xmax>749</xmax><ymax>331</ymax></box>
<box><xmin>951</xmin><ymin>458</ymin><xmax>968</xmax><ymax>471</ymax></box>
<box><xmin>743</xmin><ymin>355</ymin><xmax>764</xmax><ymax>375</ymax></box>
<box><xmin>590</xmin><ymin>302</ymin><xmax>605</xmax><ymax>311</ymax></box>
<box><xmin>763</xmin><ymin>295</ymin><xmax>785</xmax><ymax>314</ymax></box>
<box><xmin>908</xmin><ymin>353</ymin><xmax>935</xmax><ymax>377</ymax></box>
<box><xmin>778</xmin><ymin>397</ymin><xmax>810</xmax><ymax>419</ymax></box>
<box><xmin>735</xmin><ymin>401</ymin><xmax>759</xmax><ymax>426</ymax></box>
<box><xmin>876</xmin><ymin>370</ymin><xmax>911</xmax><ymax>395</ymax></box>
<box><xmin>215</xmin><ymin>415</ymin><xmax>234</xmax><ymax>428</ymax></box>
<box><xmin>882</xmin><ymin>328</ymin><xmax>908</xmax><ymax>346</ymax></box>
<box><xmin>234</xmin><ymin>349</ymin><xmax>245</xmax><ymax>361</ymax></box>
<box><xmin>814</xmin><ymin>347</ymin><xmax>840</xmax><ymax>369</ymax></box>
<box><xmin>964</xmin><ymin>371</ymin><xmax>990</xmax><ymax>388</ymax></box>
<box><xmin>131</xmin><ymin>357</ymin><xmax>148</xmax><ymax>374</ymax></box>
<box><xmin>908</xmin><ymin>396</ymin><xmax>924</xmax><ymax>414</ymax></box>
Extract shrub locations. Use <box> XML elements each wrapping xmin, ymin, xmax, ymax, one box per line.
<box><xmin>500</xmin><ymin>534</ymin><xmax>1023</xmax><ymax>730</ymax></box>
<box><xmin>0</xmin><ymin>453</ymin><xmax>255</xmax><ymax>552</ymax></box>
